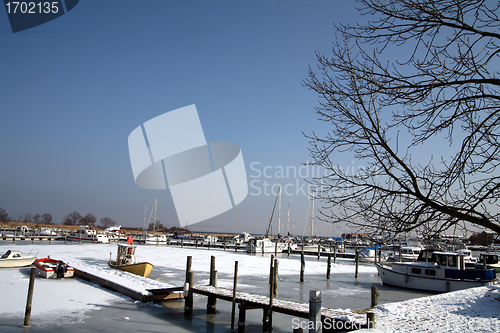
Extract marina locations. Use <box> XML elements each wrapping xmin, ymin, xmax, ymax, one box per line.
<box><xmin>0</xmin><ymin>240</ymin><xmax>499</xmax><ymax>332</ymax></box>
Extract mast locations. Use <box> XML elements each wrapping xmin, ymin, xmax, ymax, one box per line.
<box><xmin>310</xmin><ymin>189</ymin><xmax>315</xmax><ymax>237</ymax></box>
<box><xmin>287</xmin><ymin>201</ymin><xmax>290</xmax><ymax>236</ymax></box>
<box><xmin>278</xmin><ymin>185</ymin><xmax>281</xmax><ymax>237</ymax></box>
<box><xmin>153</xmin><ymin>199</ymin><xmax>157</xmax><ymax>233</ymax></box>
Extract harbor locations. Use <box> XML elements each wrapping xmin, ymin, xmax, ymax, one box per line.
<box><xmin>1</xmin><ymin>240</ymin><xmax>499</xmax><ymax>332</ymax></box>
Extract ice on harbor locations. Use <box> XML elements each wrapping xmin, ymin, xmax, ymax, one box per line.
<box><xmin>1</xmin><ymin>243</ymin><xmax>500</xmax><ymax>332</ymax></box>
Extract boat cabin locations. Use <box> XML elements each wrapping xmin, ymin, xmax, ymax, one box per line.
<box><xmin>394</xmin><ymin>252</ymin><xmax>495</xmax><ymax>281</ymax></box>
<box><xmin>1</xmin><ymin>250</ymin><xmax>22</xmax><ymax>259</ymax></box>
<box><xmin>479</xmin><ymin>253</ymin><xmax>499</xmax><ymax>265</ymax></box>
<box><xmin>115</xmin><ymin>244</ymin><xmax>137</xmax><ymax>266</ymax></box>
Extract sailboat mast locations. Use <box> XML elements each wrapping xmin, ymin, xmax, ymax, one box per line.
<box><xmin>153</xmin><ymin>199</ymin><xmax>157</xmax><ymax>233</ymax></box>
<box><xmin>278</xmin><ymin>185</ymin><xmax>281</xmax><ymax>237</ymax></box>
<box><xmin>310</xmin><ymin>189</ymin><xmax>315</xmax><ymax>237</ymax></box>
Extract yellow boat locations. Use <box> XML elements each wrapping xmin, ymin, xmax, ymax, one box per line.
<box><xmin>108</xmin><ymin>244</ymin><xmax>153</xmax><ymax>278</ymax></box>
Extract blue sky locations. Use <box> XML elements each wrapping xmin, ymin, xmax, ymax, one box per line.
<box><xmin>0</xmin><ymin>0</ymin><xmax>367</xmax><ymax>235</ymax></box>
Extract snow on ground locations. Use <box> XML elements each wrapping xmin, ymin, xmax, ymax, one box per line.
<box><xmin>0</xmin><ymin>242</ymin><xmax>373</xmax><ymax>327</ymax></box>
<box><xmin>356</xmin><ymin>286</ymin><xmax>500</xmax><ymax>333</ymax></box>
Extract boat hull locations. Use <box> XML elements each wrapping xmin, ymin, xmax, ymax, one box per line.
<box><xmin>34</xmin><ymin>258</ymin><xmax>74</xmax><ymax>278</ymax></box>
<box><xmin>376</xmin><ymin>263</ymin><xmax>497</xmax><ymax>292</ymax></box>
<box><xmin>108</xmin><ymin>261</ymin><xmax>153</xmax><ymax>278</ymax></box>
<box><xmin>0</xmin><ymin>257</ymin><xmax>36</xmax><ymax>268</ymax></box>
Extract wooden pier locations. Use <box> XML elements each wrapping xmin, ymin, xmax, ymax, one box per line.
<box><xmin>192</xmin><ymin>285</ymin><xmax>371</xmax><ymax>332</ymax></box>
<box><xmin>73</xmin><ymin>268</ymin><xmax>183</xmax><ymax>302</ymax></box>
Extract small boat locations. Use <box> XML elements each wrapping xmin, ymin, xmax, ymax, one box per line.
<box><xmin>358</xmin><ymin>245</ymin><xmax>387</xmax><ymax>262</ymax></box>
<box><xmin>108</xmin><ymin>244</ymin><xmax>153</xmax><ymax>277</ymax></box>
<box><xmin>34</xmin><ymin>258</ymin><xmax>74</xmax><ymax>278</ymax></box>
<box><xmin>0</xmin><ymin>250</ymin><xmax>37</xmax><ymax>268</ymax></box>
<box><xmin>475</xmin><ymin>253</ymin><xmax>500</xmax><ymax>273</ymax></box>
<box><xmin>376</xmin><ymin>251</ymin><xmax>499</xmax><ymax>292</ymax></box>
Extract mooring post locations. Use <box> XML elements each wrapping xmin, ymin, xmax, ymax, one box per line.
<box><xmin>275</xmin><ymin>241</ymin><xmax>278</xmax><ymax>256</ymax></box>
<box><xmin>267</xmin><ymin>262</ymin><xmax>276</xmax><ymax>333</ymax></box>
<box><xmin>288</xmin><ymin>242</ymin><xmax>291</xmax><ymax>257</ymax></box>
<box><xmin>371</xmin><ymin>286</ymin><xmax>379</xmax><ymax>307</ymax></box>
<box><xmin>367</xmin><ymin>312</ymin><xmax>375</xmax><ymax>329</ymax></box>
<box><xmin>269</xmin><ymin>255</ymin><xmax>274</xmax><ymax>285</ymax></box>
<box><xmin>300</xmin><ymin>251</ymin><xmax>305</xmax><ymax>283</ymax></box>
<box><xmin>355</xmin><ymin>247</ymin><xmax>359</xmax><ymax>279</ymax></box>
<box><xmin>195</xmin><ymin>237</ymin><xmax>198</xmax><ymax>248</ymax></box>
<box><xmin>273</xmin><ymin>258</ymin><xmax>278</xmax><ymax>296</ymax></box>
<box><xmin>184</xmin><ymin>258</ymin><xmax>194</xmax><ymax>317</ymax></box>
<box><xmin>224</xmin><ymin>239</ymin><xmax>226</xmax><ymax>251</ymax></box>
<box><xmin>334</xmin><ymin>245</ymin><xmax>337</xmax><ymax>263</ymax></box>
<box><xmin>231</xmin><ymin>261</ymin><xmax>239</xmax><ymax>330</ymax></box>
<box><xmin>238</xmin><ymin>301</ymin><xmax>247</xmax><ymax>333</ymax></box>
<box><xmin>309</xmin><ymin>290</ymin><xmax>321</xmax><ymax>333</ymax></box>
<box><xmin>326</xmin><ymin>253</ymin><xmax>331</xmax><ymax>280</ymax></box>
<box><xmin>317</xmin><ymin>244</ymin><xmax>321</xmax><ymax>260</ymax></box>
<box><xmin>207</xmin><ymin>255</ymin><xmax>217</xmax><ymax>314</ymax></box>
<box><xmin>23</xmin><ymin>267</ymin><xmax>36</xmax><ymax>327</ymax></box>
<box><xmin>262</xmin><ymin>241</ymin><xmax>264</xmax><ymax>255</ymax></box>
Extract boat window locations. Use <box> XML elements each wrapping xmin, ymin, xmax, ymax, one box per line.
<box><xmin>448</xmin><ymin>256</ymin><xmax>457</xmax><ymax>267</ymax></box>
<box><xmin>439</xmin><ymin>256</ymin><xmax>447</xmax><ymax>266</ymax></box>
<box><xmin>425</xmin><ymin>269</ymin><xmax>436</xmax><ymax>276</ymax></box>
<box><xmin>411</xmin><ymin>268</ymin><xmax>422</xmax><ymax>274</ymax></box>
<box><xmin>13</xmin><ymin>253</ymin><xmax>21</xmax><ymax>258</ymax></box>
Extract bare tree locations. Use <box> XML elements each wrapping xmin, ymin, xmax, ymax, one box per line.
<box><xmin>41</xmin><ymin>213</ymin><xmax>52</xmax><ymax>224</ymax></box>
<box><xmin>100</xmin><ymin>217</ymin><xmax>116</xmax><ymax>228</ymax></box>
<box><xmin>23</xmin><ymin>213</ymin><xmax>33</xmax><ymax>223</ymax></box>
<box><xmin>63</xmin><ymin>211</ymin><xmax>82</xmax><ymax>225</ymax></box>
<box><xmin>33</xmin><ymin>213</ymin><xmax>41</xmax><ymax>224</ymax></box>
<box><xmin>80</xmin><ymin>213</ymin><xmax>96</xmax><ymax>226</ymax></box>
<box><xmin>304</xmin><ymin>0</ymin><xmax>500</xmax><ymax>236</ymax></box>
<box><xmin>0</xmin><ymin>208</ymin><xmax>8</xmax><ymax>222</ymax></box>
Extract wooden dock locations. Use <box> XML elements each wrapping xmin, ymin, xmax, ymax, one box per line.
<box><xmin>192</xmin><ymin>285</ymin><xmax>370</xmax><ymax>332</ymax></box>
<box><xmin>73</xmin><ymin>268</ymin><xmax>183</xmax><ymax>302</ymax></box>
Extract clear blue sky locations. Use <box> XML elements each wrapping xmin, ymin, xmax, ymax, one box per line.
<box><xmin>0</xmin><ymin>0</ymin><xmax>364</xmax><ymax>235</ymax></box>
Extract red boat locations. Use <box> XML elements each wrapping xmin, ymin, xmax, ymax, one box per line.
<box><xmin>34</xmin><ymin>258</ymin><xmax>74</xmax><ymax>279</ymax></box>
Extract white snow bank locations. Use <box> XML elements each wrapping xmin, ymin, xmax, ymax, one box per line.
<box><xmin>354</xmin><ymin>286</ymin><xmax>500</xmax><ymax>333</ymax></box>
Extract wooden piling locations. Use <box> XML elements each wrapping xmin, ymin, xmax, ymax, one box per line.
<box><xmin>273</xmin><ymin>258</ymin><xmax>278</xmax><ymax>296</ymax></box>
<box><xmin>326</xmin><ymin>253</ymin><xmax>331</xmax><ymax>280</ymax></box>
<box><xmin>238</xmin><ymin>301</ymin><xmax>247</xmax><ymax>333</ymax></box>
<box><xmin>371</xmin><ymin>286</ymin><xmax>379</xmax><ymax>307</ymax></box>
<box><xmin>309</xmin><ymin>290</ymin><xmax>321</xmax><ymax>333</ymax></box>
<box><xmin>334</xmin><ymin>245</ymin><xmax>337</xmax><ymax>262</ymax></box>
<box><xmin>355</xmin><ymin>247</ymin><xmax>359</xmax><ymax>279</ymax></box>
<box><xmin>23</xmin><ymin>267</ymin><xmax>36</xmax><ymax>327</ymax></box>
<box><xmin>207</xmin><ymin>255</ymin><xmax>217</xmax><ymax>314</ymax></box>
<box><xmin>317</xmin><ymin>244</ymin><xmax>321</xmax><ymax>260</ymax></box>
<box><xmin>367</xmin><ymin>312</ymin><xmax>376</xmax><ymax>329</ymax></box>
<box><xmin>300</xmin><ymin>251</ymin><xmax>305</xmax><ymax>283</ymax></box>
<box><xmin>231</xmin><ymin>261</ymin><xmax>239</xmax><ymax>330</ymax></box>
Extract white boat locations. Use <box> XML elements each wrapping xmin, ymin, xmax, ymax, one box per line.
<box><xmin>66</xmin><ymin>225</ymin><xmax>109</xmax><ymax>243</ymax></box>
<box><xmin>388</xmin><ymin>246</ymin><xmax>422</xmax><ymax>262</ymax></box>
<box><xmin>34</xmin><ymin>258</ymin><xmax>74</xmax><ymax>278</ymax></box>
<box><xmin>0</xmin><ymin>250</ymin><xmax>37</xmax><ymax>268</ymax></box>
<box><xmin>376</xmin><ymin>251</ymin><xmax>499</xmax><ymax>292</ymax></box>
<box><xmin>246</xmin><ymin>238</ymin><xmax>286</xmax><ymax>253</ymax></box>
<box><xmin>233</xmin><ymin>232</ymin><xmax>251</xmax><ymax>245</ymax></box>
<box><xmin>144</xmin><ymin>233</ymin><xmax>167</xmax><ymax>245</ymax></box>
<box><xmin>103</xmin><ymin>225</ymin><xmax>128</xmax><ymax>242</ymax></box>
<box><xmin>358</xmin><ymin>246</ymin><xmax>387</xmax><ymax>262</ymax></box>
